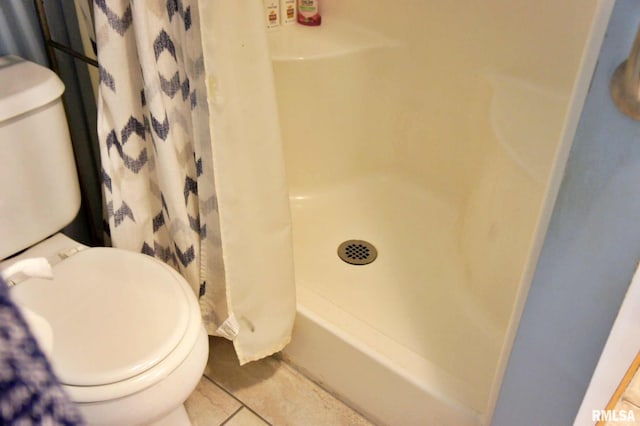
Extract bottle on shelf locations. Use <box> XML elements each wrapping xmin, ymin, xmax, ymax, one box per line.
<box><xmin>297</xmin><ymin>0</ymin><xmax>321</xmax><ymax>26</ymax></box>
<box><xmin>281</xmin><ymin>0</ymin><xmax>297</xmax><ymax>25</ymax></box>
<box><xmin>263</xmin><ymin>0</ymin><xmax>280</xmax><ymax>31</ymax></box>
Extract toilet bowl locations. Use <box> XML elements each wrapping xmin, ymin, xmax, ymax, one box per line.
<box><xmin>2</xmin><ymin>233</ymin><xmax>209</xmax><ymax>426</ymax></box>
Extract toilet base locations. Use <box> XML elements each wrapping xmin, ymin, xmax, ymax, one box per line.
<box><xmin>150</xmin><ymin>405</ymin><xmax>190</xmax><ymax>426</ymax></box>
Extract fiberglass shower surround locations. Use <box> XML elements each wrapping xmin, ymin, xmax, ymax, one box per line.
<box><xmin>269</xmin><ymin>0</ymin><xmax>610</xmax><ymax>424</ymax></box>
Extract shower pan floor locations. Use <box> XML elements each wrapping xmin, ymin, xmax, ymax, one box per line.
<box><xmin>288</xmin><ymin>173</ymin><xmax>503</xmax><ymax>416</ymax></box>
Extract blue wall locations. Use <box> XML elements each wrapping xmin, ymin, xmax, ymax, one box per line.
<box><xmin>0</xmin><ymin>0</ymin><xmax>47</xmax><ymax>65</ymax></box>
<box><xmin>493</xmin><ymin>1</ymin><xmax>640</xmax><ymax>425</ymax></box>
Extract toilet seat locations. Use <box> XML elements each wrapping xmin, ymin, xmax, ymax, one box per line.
<box><xmin>9</xmin><ymin>243</ymin><xmax>204</xmax><ymax>403</ymax></box>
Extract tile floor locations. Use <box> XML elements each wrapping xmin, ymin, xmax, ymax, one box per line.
<box><xmin>184</xmin><ymin>337</ymin><xmax>373</xmax><ymax>426</ymax></box>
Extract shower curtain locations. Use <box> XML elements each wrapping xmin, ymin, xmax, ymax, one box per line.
<box><xmin>94</xmin><ymin>0</ymin><xmax>295</xmax><ymax>364</ymax></box>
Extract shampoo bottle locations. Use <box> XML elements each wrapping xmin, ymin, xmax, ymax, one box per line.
<box><xmin>280</xmin><ymin>0</ymin><xmax>296</xmax><ymax>25</ymax></box>
<box><xmin>297</xmin><ymin>0</ymin><xmax>321</xmax><ymax>26</ymax></box>
<box><xmin>263</xmin><ymin>0</ymin><xmax>280</xmax><ymax>31</ymax></box>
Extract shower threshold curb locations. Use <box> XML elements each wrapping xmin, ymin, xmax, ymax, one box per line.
<box><xmin>282</xmin><ymin>287</ymin><xmax>482</xmax><ymax>426</ymax></box>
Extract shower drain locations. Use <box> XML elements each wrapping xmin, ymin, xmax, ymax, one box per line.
<box><xmin>337</xmin><ymin>240</ymin><xmax>378</xmax><ymax>265</ymax></box>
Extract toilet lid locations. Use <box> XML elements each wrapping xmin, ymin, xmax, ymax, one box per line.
<box><xmin>10</xmin><ymin>247</ymin><xmax>191</xmax><ymax>387</ymax></box>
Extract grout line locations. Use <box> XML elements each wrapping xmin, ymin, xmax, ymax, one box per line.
<box><xmin>242</xmin><ymin>405</ymin><xmax>273</xmax><ymax>426</ymax></box>
<box><xmin>218</xmin><ymin>406</ymin><xmax>244</xmax><ymax>426</ymax></box>
<box><xmin>202</xmin><ymin>372</ymin><xmax>240</xmax><ymax>403</ymax></box>
<box><xmin>202</xmin><ymin>374</ymin><xmax>274</xmax><ymax>426</ymax></box>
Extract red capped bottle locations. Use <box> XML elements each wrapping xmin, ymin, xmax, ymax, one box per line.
<box><xmin>297</xmin><ymin>0</ymin><xmax>321</xmax><ymax>26</ymax></box>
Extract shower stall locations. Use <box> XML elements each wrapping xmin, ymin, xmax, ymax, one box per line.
<box><xmin>269</xmin><ymin>1</ymin><xmax>612</xmax><ymax>424</ymax></box>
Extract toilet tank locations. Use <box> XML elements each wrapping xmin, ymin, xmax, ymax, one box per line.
<box><xmin>0</xmin><ymin>56</ymin><xmax>81</xmax><ymax>259</ymax></box>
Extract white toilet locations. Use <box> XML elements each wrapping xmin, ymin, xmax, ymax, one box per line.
<box><xmin>0</xmin><ymin>56</ymin><xmax>209</xmax><ymax>425</ymax></box>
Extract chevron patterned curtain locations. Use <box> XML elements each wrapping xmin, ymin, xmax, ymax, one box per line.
<box><xmin>94</xmin><ymin>0</ymin><xmax>295</xmax><ymax>364</ymax></box>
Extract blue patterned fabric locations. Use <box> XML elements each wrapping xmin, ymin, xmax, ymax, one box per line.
<box><xmin>0</xmin><ymin>278</ymin><xmax>84</xmax><ymax>425</ymax></box>
<box><xmin>94</xmin><ymin>0</ymin><xmax>228</xmax><ymax>336</ymax></box>
<box><xmin>95</xmin><ymin>0</ymin><xmax>297</xmax><ymax>363</ymax></box>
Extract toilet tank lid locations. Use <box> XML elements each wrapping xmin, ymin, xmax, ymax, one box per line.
<box><xmin>0</xmin><ymin>56</ymin><xmax>64</xmax><ymax>123</ymax></box>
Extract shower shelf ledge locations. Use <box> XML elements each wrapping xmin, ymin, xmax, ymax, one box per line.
<box><xmin>268</xmin><ymin>18</ymin><xmax>399</xmax><ymax>61</ymax></box>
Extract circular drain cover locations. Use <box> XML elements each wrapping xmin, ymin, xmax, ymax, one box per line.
<box><xmin>337</xmin><ymin>240</ymin><xmax>377</xmax><ymax>265</ymax></box>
